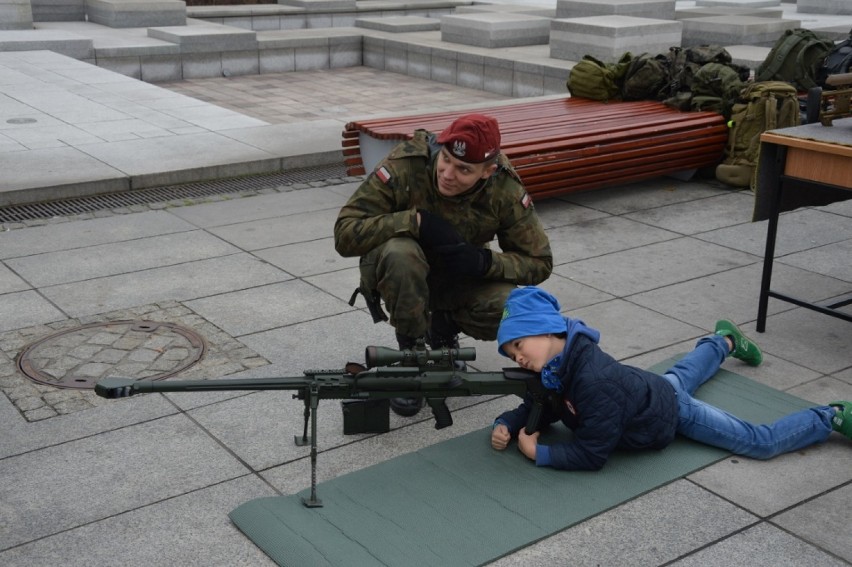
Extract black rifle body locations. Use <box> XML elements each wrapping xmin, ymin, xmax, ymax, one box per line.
<box><xmin>95</xmin><ymin>345</ymin><xmax>544</xmax><ymax>507</ymax></box>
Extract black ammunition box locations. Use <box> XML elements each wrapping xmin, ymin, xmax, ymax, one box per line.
<box><xmin>341</xmin><ymin>399</ymin><xmax>390</xmax><ymax>434</ymax></box>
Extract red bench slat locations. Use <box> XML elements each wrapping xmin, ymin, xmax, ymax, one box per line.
<box><xmin>341</xmin><ymin>97</ymin><xmax>727</xmax><ymax>198</ymax></box>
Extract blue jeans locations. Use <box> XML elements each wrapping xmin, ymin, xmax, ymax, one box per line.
<box><xmin>661</xmin><ymin>335</ymin><xmax>835</xmax><ymax>460</ymax></box>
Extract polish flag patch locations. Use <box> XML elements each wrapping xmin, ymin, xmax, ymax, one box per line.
<box><xmin>375</xmin><ymin>166</ymin><xmax>391</xmax><ymax>184</ymax></box>
<box><xmin>520</xmin><ymin>192</ymin><xmax>532</xmax><ymax>209</ymax></box>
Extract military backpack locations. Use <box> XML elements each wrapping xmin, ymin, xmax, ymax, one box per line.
<box><xmin>621</xmin><ymin>53</ymin><xmax>670</xmax><ymax>101</ymax></box>
<box><xmin>756</xmin><ymin>28</ymin><xmax>836</xmax><ymax>91</ymax></box>
<box><xmin>566</xmin><ymin>53</ymin><xmax>633</xmax><ymax>102</ymax></box>
<box><xmin>715</xmin><ymin>81</ymin><xmax>801</xmax><ymax>190</ymax></box>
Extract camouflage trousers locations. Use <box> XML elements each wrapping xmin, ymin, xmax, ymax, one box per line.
<box><xmin>358</xmin><ymin>237</ymin><xmax>515</xmax><ymax>341</ymax></box>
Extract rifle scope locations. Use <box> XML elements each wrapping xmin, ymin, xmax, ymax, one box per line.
<box><xmin>365</xmin><ymin>345</ymin><xmax>476</xmax><ymax>368</ymax></box>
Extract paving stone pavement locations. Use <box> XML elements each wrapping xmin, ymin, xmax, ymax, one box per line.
<box><xmin>1</xmin><ymin>1</ymin><xmax>851</xmax><ymax>565</ymax></box>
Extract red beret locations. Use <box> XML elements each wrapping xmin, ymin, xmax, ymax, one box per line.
<box><xmin>436</xmin><ymin>114</ymin><xmax>501</xmax><ymax>163</ymax></box>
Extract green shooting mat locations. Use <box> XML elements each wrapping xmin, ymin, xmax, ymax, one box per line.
<box><xmin>229</xmin><ymin>360</ymin><xmax>814</xmax><ymax>567</ymax></box>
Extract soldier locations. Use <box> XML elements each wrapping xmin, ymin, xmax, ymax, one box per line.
<box><xmin>334</xmin><ymin>113</ymin><xmax>553</xmax><ymax>417</ymax></box>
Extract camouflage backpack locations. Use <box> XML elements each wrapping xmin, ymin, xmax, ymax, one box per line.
<box><xmin>715</xmin><ymin>81</ymin><xmax>801</xmax><ymax>190</ymax></box>
<box><xmin>567</xmin><ymin>53</ymin><xmax>633</xmax><ymax>102</ymax></box>
<box><xmin>689</xmin><ymin>62</ymin><xmax>749</xmax><ymax>119</ymax></box>
<box><xmin>756</xmin><ymin>28</ymin><xmax>835</xmax><ymax>91</ymax></box>
<box><xmin>659</xmin><ymin>45</ymin><xmax>741</xmax><ymax>110</ymax></box>
<box><xmin>621</xmin><ymin>52</ymin><xmax>670</xmax><ymax>101</ymax></box>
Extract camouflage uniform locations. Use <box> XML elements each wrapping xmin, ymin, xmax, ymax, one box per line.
<box><xmin>334</xmin><ymin>130</ymin><xmax>552</xmax><ymax>342</ymax></box>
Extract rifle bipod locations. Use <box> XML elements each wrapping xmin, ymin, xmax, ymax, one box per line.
<box><xmin>294</xmin><ymin>383</ymin><xmax>322</xmax><ymax>507</ymax></box>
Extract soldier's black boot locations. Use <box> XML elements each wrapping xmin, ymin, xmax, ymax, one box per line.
<box><xmin>389</xmin><ymin>332</ymin><xmax>425</xmax><ymax>417</ymax></box>
<box><xmin>427</xmin><ymin>311</ymin><xmax>466</xmax><ymax>371</ymax></box>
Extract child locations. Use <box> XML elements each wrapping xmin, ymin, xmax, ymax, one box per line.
<box><xmin>491</xmin><ymin>286</ymin><xmax>852</xmax><ymax>470</ymax></box>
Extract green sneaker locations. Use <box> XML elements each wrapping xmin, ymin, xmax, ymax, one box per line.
<box><xmin>829</xmin><ymin>401</ymin><xmax>852</xmax><ymax>439</ymax></box>
<box><xmin>715</xmin><ymin>319</ymin><xmax>763</xmax><ymax>366</ymax></box>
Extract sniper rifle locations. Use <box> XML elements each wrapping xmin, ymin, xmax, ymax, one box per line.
<box><xmin>95</xmin><ymin>341</ymin><xmax>548</xmax><ymax>507</ymax></box>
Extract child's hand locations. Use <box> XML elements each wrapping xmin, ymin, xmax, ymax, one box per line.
<box><xmin>491</xmin><ymin>424</ymin><xmax>511</xmax><ymax>450</ymax></box>
<box><xmin>517</xmin><ymin>428</ymin><xmax>539</xmax><ymax>461</ymax></box>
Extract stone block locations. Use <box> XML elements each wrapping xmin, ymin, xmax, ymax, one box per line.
<box><xmin>724</xmin><ymin>44</ymin><xmax>771</xmax><ymax>71</ymax></box>
<box><xmin>0</xmin><ymin>29</ymin><xmax>93</xmax><ymax>59</ymax></box>
<box><xmin>148</xmin><ymin>22</ymin><xmax>258</xmax><ymax>54</ymax></box>
<box><xmin>355</xmin><ymin>15</ymin><xmax>441</xmax><ymax>32</ymax></box>
<box><xmin>696</xmin><ymin>0</ymin><xmax>780</xmax><ymax>7</ymax></box>
<box><xmin>550</xmin><ymin>15</ymin><xmax>682</xmax><ymax>63</ymax></box>
<box><xmin>30</xmin><ymin>0</ymin><xmax>85</xmax><ymax>21</ymax></box>
<box><xmin>277</xmin><ymin>0</ymin><xmax>355</xmax><ymax>9</ymax></box>
<box><xmin>675</xmin><ymin>6</ymin><xmax>784</xmax><ymax>18</ymax></box>
<box><xmin>798</xmin><ymin>0</ymin><xmax>852</xmax><ymax>14</ymax></box>
<box><xmin>455</xmin><ymin>4</ymin><xmax>556</xmax><ymax>18</ymax></box>
<box><xmin>557</xmin><ymin>0</ymin><xmax>676</xmax><ymax>20</ymax></box>
<box><xmin>86</xmin><ymin>0</ymin><xmax>186</xmax><ymax>28</ymax></box>
<box><xmin>0</xmin><ymin>0</ymin><xmax>34</xmax><ymax>30</ymax></box>
<box><xmin>680</xmin><ymin>15</ymin><xmax>800</xmax><ymax>48</ymax></box>
<box><xmin>441</xmin><ymin>12</ymin><xmax>551</xmax><ymax>48</ymax></box>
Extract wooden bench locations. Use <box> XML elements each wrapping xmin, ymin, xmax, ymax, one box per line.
<box><xmin>342</xmin><ymin>97</ymin><xmax>729</xmax><ymax>199</ymax></box>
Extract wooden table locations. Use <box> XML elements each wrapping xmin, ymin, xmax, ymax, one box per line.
<box><xmin>755</xmin><ymin>119</ymin><xmax>852</xmax><ymax>332</ymax></box>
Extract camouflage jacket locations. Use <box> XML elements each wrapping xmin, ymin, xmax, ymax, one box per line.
<box><xmin>334</xmin><ymin>130</ymin><xmax>553</xmax><ymax>284</ymax></box>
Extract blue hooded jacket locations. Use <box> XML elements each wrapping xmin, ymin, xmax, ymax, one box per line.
<box><xmin>496</xmin><ymin>288</ymin><xmax>678</xmax><ymax>471</ymax></box>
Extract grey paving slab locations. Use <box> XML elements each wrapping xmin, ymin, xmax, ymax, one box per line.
<box><xmin>687</xmin><ymin>440</ymin><xmax>852</xmax><ymax>517</ymax></box>
<box><xmin>627</xmin><ymin>262</ymin><xmax>852</xmax><ymax>329</ymax></box>
<box><xmin>0</xmin><ymin>210</ymin><xmax>197</xmax><ymax>259</ymax></box>
<box><xmin>620</xmin><ymin>336</ymin><xmax>827</xmax><ymax>393</ymax></box>
<box><xmin>184</xmin><ymin>279</ymin><xmax>355</xmax><ymax>337</ymax></box>
<box><xmin>166</xmin><ymin>185</ymin><xmax>351</xmax><ymax>228</ymax></box>
<box><xmin>0</xmin><ymin>146</ymin><xmax>128</xmax><ymax>204</ymax></box>
<box><xmin>529</xmin><ymin>197</ymin><xmax>610</xmax><ymax>229</ymax></box>
<box><xmin>38</xmin><ymin>253</ymin><xmax>290</xmax><ymax>318</ymax></box>
<box><xmin>0</xmin><ymin>262</ymin><xmax>28</xmax><ymax>294</ymax></box>
<box><xmin>2</xmin><ymin>122</ymin><xmax>105</xmax><ymax>149</ymax></box>
<box><xmin>487</xmin><ymin>480</ymin><xmax>757</xmax><ymax>566</ymax></box>
<box><xmin>5</xmin><ymin>231</ymin><xmax>241</xmax><ymax>287</ymax></box>
<box><xmin>0</xmin><ymin>475</ymin><xmax>277</xmax><ymax>567</ymax></box>
<box><xmin>207</xmin><ymin>207</ymin><xmax>340</xmax><ymax>250</ymax></box>
<box><xmin>697</xmin><ymin>208</ymin><xmax>852</xmax><ymax>257</ymax></box>
<box><xmin>253</xmin><ymin>237</ymin><xmax>359</xmax><ymax>277</ymax></box>
<box><xmin>746</xmin><ymin>308</ymin><xmax>852</xmax><ymax>375</ymax></box>
<box><xmin>563</xmin><ymin>178</ymin><xmax>734</xmax><ymax>215</ymax></box>
<box><xmin>75</xmin><ymin>131</ymin><xmax>282</xmax><ymax>188</ymax></box>
<box><xmin>834</xmin><ymin>366</ymin><xmax>852</xmax><ymax>385</ymax></box>
<box><xmin>786</xmin><ymin>375</ymin><xmax>852</xmax><ymax>407</ymax></box>
<box><xmin>623</xmin><ymin>191</ymin><xmax>757</xmax><ymax>235</ymax></box>
<box><xmin>774</xmin><ymin>483</ymin><xmax>852</xmax><ymax>563</ymax></box>
<box><xmin>0</xmin><ymin>413</ymin><xmax>248</xmax><ymax>549</ymax></box>
<box><xmin>535</xmin><ymin>272</ymin><xmax>616</xmax><ymax>310</ymax></box>
<box><xmin>546</xmin><ymin>215</ymin><xmax>680</xmax><ymax>265</ymax></box>
<box><xmin>671</xmin><ymin>522</ymin><xmax>849</xmax><ymax>566</ymax></box>
<box><xmin>779</xmin><ymin>238</ymin><xmax>852</xmax><ymax>283</ymax></box>
<box><xmin>304</xmin><ymin>265</ymin><xmax>362</xmax><ymax>303</ymax></box>
<box><xmin>555</xmin><ymin>236</ymin><xmax>759</xmax><ymax>297</ymax></box>
<box><xmin>0</xmin><ymin>386</ymin><xmax>177</xmax><ymax>458</ymax></box>
<box><xmin>570</xmin><ymin>299</ymin><xmax>706</xmax><ymax>360</ymax></box>
<box><xmin>236</xmin><ymin>309</ymin><xmax>397</xmax><ymax>368</ymax></box>
<box><xmin>220</xmin><ymin>119</ymin><xmax>346</xmax><ymax>167</ymax></box>
<box><xmin>0</xmin><ymin>290</ymin><xmax>67</xmax><ymax>333</ymax></box>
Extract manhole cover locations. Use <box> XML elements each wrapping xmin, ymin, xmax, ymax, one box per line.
<box><xmin>16</xmin><ymin>320</ymin><xmax>207</xmax><ymax>389</ymax></box>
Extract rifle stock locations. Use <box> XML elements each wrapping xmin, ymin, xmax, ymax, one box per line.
<box><xmin>94</xmin><ymin>344</ymin><xmax>544</xmax><ymax>507</ymax></box>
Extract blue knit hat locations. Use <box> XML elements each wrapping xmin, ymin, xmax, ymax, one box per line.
<box><xmin>497</xmin><ymin>287</ymin><xmax>567</xmax><ymax>357</ymax></box>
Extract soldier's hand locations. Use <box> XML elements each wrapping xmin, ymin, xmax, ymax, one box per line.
<box><xmin>417</xmin><ymin>210</ymin><xmax>464</xmax><ymax>249</ymax></box>
<box><xmin>437</xmin><ymin>243</ymin><xmax>492</xmax><ymax>277</ymax></box>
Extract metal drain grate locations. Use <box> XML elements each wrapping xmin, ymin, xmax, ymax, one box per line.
<box><xmin>0</xmin><ymin>163</ymin><xmax>350</xmax><ymax>223</ymax></box>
